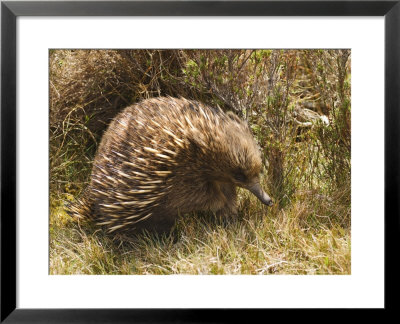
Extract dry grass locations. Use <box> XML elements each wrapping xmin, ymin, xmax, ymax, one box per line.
<box><xmin>50</xmin><ymin>189</ymin><xmax>350</xmax><ymax>275</ymax></box>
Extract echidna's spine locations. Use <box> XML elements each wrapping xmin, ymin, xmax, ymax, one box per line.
<box><xmin>66</xmin><ymin>190</ymin><xmax>93</xmax><ymax>220</ymax></box>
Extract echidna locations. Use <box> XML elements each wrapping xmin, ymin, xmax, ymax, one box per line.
<box><xmin>69</xmin><ymin>97</ymin><xmax>273</xmax><ymax>235</ymax></box>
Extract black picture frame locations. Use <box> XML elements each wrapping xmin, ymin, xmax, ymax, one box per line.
<box><xmin>1</xmin><ymin>0</ymin><xmax>399</xmax><ymax>322</ymax></box>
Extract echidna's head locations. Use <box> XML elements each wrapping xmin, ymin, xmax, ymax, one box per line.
<box><xmin>228</xmin><ymin>131</ymin><xmax>273</xmax><ymax>207</ymax></box>
<box><xmin>207</xmin><ymin>113</ymin><xmax>274</xmax><ymax>207</ymax></box>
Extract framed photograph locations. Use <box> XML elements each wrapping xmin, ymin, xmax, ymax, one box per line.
<box><xmin>1</xmin><ymin>0</ymin><xmax>398</xmax><ymax>321</ymax></box>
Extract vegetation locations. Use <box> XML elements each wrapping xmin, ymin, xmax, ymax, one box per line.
<box><xmin>50</xmin><ymin>49</ymin><xmax>351</xmax><ymax>275</ymax></box>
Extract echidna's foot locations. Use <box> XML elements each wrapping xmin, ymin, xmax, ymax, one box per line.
<box><xmin>125</xmin><ymin>213</ymin><xmax>177</xmax><ymax>238</ymax></box>
<box><xmin>215</xmin><ymin>206</ymin><xmax>239</xmax><ymax>225</ymax></box>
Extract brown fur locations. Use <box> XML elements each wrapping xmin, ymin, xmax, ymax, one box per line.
<box><xmin>68</xmin><ymin>97</ymin><xmax>270</xmax><ymax>235</ymax></box>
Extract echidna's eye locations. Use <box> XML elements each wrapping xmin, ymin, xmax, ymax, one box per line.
<box><xmin>233</xmin><ymin>170</ymin><xmax>246</xmax><ymax>183</ymax></box>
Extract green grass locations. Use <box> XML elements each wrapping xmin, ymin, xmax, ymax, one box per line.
<box><xmin>50</xmin><ymin>188</ymin><xmax>351</xmax><ymax>275</ymax></box>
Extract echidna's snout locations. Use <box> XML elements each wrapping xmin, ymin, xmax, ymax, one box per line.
<box><xmin>244</xmin><ymin>182</ymin><xmax>273</xmax><ymax>206</ymax></box>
